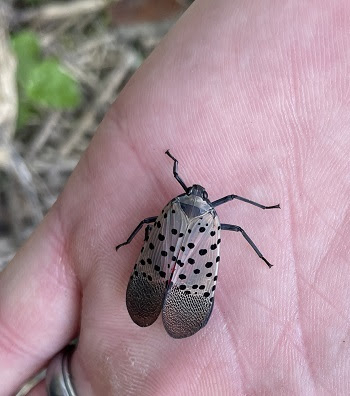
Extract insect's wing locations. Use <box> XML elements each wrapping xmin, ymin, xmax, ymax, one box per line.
<box><xmin>126</xmin><ymin>200</ymin><xmax>188</xmax><ymax>327</ymax></box>
<box><xmin>162</xmin><ymin>211</ymin><xmax>220</xmax><ymax>338</ymax></box>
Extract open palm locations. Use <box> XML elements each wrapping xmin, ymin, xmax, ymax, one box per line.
<box><xmin>1</xmin><ymin>0</ymin><xmax>349</xmax><ymax>394</ymax></box>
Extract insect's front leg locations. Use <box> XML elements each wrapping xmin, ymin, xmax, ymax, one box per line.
<box><xmin>212</xmin><ymin>194</ymin><xmax>280</xmax><ymax>210</ymax></box>
<box><xmin>165</xmin><ymin>150</ymin><xmax>188</xmax><ymax>192</ymax></box>
<box><xmin>221</xmin><ymin>223</ymin><xmax>273</xmax><ymax>268</ymax></box>
<box><xmin>116</xmin><ymin>216</ymin><xmax>157</xmax><ymax>251</ymax></box>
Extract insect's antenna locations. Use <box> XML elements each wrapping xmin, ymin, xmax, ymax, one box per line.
<box><xmin>165</xmin><ymin>150</ymin><xmax>188</xmax><ymax>192</ymax></box>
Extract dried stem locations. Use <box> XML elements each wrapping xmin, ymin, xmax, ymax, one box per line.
<box><xmin>18</xmin><ymin>0</ymin><xmax>116</xmax><ymax>24</ymax></box>
<box><xmin>60</xmin><ymin>48</ymin><xmax>139</xmax><ymax>156</ymax></box>
<box><xmin>0</xmin><ymin>6</ymin><xmax>17</xmax><ymax>144</ymax></box>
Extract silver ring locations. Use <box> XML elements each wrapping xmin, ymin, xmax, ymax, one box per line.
<box><xmin>46</xmin><ymin>345</ymin><xmax>77</xmax><ymax>396</ymax></box>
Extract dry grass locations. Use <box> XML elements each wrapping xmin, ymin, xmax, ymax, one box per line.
<box><xmin>0</xmin><ymin>1</ymin><xmax>191</xmax><ymax>393</ymax></box>
<box><xmin>0</xmin><ymin>0</ymin><xmax>190</xmax><ymax>272</ymax></box>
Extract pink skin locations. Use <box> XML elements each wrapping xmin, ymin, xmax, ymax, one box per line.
<box><xmin>1</xmin><ymin>0</ymin><xmax>349</xmax><ymax>394</ymax></box>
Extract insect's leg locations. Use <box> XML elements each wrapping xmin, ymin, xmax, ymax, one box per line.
<box><xmin>221</xmin><ymin>223</ymin><xmax>273</xmax><ymax>268</ymax></box>
<box><xmin>212</xmin><ymin>194</ymin><xmax>280</xmax><ymax>210</ymax></box>
<box><xmin>165</xmin><ymin>150</ymin><xmax>188</xmax><ymax>192</ymax></box>
<box><xmin>116</xmin><ymin>216</ymin><xmax>157</xmax><ymax>251</ymax></box>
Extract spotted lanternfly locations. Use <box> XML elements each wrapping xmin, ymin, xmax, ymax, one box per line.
<box><xmin>116</xmin><ymin>150</ymin><xmax>280</xmax><ymax>338</ymax></box>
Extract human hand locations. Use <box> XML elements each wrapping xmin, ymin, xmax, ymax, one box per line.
<box><xmin>1</xmin><ymin>0</ymin><xmax>349</xmax><ymax>394</ymax></box>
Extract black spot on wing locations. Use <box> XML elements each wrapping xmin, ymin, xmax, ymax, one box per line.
<box><xmin>162</xmin><ymin>210</ymin><xmax>220</xmax><ymax>338</ymax></box>
<box><xmin>126</xmin><ymin>199</ymin><xmax>187</xmax><ymax>328</ymax></box>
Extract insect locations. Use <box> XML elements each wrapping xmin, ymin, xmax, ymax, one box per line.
<box><xmin>116</xmin><ymin>150</ymin><xmax>280</xmax><ymax>339</ymax></box>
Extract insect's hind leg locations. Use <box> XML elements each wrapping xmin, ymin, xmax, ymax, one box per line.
<box><xmin>212</xmin><ymin>194</ymin><xmax>280</xmax><ymax>210</ymax></box>
<box><xmin>116</xmin><ymin>216</ymin><xmax>157</xmax><ymax>251</ymax></box>
<box><xmin>221</xmin><ymin>223</ymin><xmax>273</xmax><ymax>268</ymax></box>
<box><xmin>165</xmin><ymin>150</ymin><xmax>188</xmax><ymax>192</ymax></box>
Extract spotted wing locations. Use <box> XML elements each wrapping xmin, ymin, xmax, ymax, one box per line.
<box><xmin>162</xmin><ymin>210</ymin><xmax>221</xmax><ymax>338</ymax></box>
<box><xmin>126</xmin><ymin>199</ymin><xmax>188</xmax><ymax>327</ymax></box>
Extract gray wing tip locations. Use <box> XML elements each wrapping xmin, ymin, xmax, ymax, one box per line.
<box><xmin>162</xmin><ymin>286</ymin><xmax>214</xmax><ymax>339</ymax></box>
<box><xmin>126</xmin><ymin>276</ymin><xmax>166</xmax><ymax>328</ymax></box>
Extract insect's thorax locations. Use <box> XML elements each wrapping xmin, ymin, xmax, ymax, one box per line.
<box><xmin>175</xmin><ymin>194</ymin><xmax>213</xmax><ymax>219</ymax></box>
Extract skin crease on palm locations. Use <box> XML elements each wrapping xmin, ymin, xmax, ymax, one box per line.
<box><xmin>0</xmin><ymin>0</ymin><xmax>349</xmax><ymax>394</ymax></box>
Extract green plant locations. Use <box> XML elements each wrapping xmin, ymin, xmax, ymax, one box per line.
<box><xmin>11</xmin><ymin>30</ymin><xmax>81</xmax><ymax>128</ymax></box>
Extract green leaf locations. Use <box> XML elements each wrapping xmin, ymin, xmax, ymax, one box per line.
<box><xmin>11</xmin><ymin>30</ymin><xmax>40</xmax><ymax>86</ymax></box>
<box><xmin>25</xmin><ymin>59</ymin><xmax>81</xmax><ymax>109</ymax></box>
<box><xmin>17</xmin><ymin>100</ymin><xmax>37</xmax><ymax>128</ymax></box>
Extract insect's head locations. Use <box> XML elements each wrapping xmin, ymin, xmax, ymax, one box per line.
<box><xmin>187</xmin><ymin>184</ymin><xmax>208</xmax><ymax>200</ymax></box>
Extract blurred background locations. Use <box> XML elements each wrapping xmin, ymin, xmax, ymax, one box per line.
<box><xmin>0</xmin><ymin>0</ymin><xmax>193</xmax><ymax>273</ymax></box>
<box><xmin>1</xmin><ymin>0</ymin><xmax>193</xmax><ymax>393</ymax></box>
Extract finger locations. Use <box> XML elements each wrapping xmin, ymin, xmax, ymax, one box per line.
<box><xmin>0</xmin><ymin>210</ymin><xmax>81</xmax><ymax>394</ymax></box>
